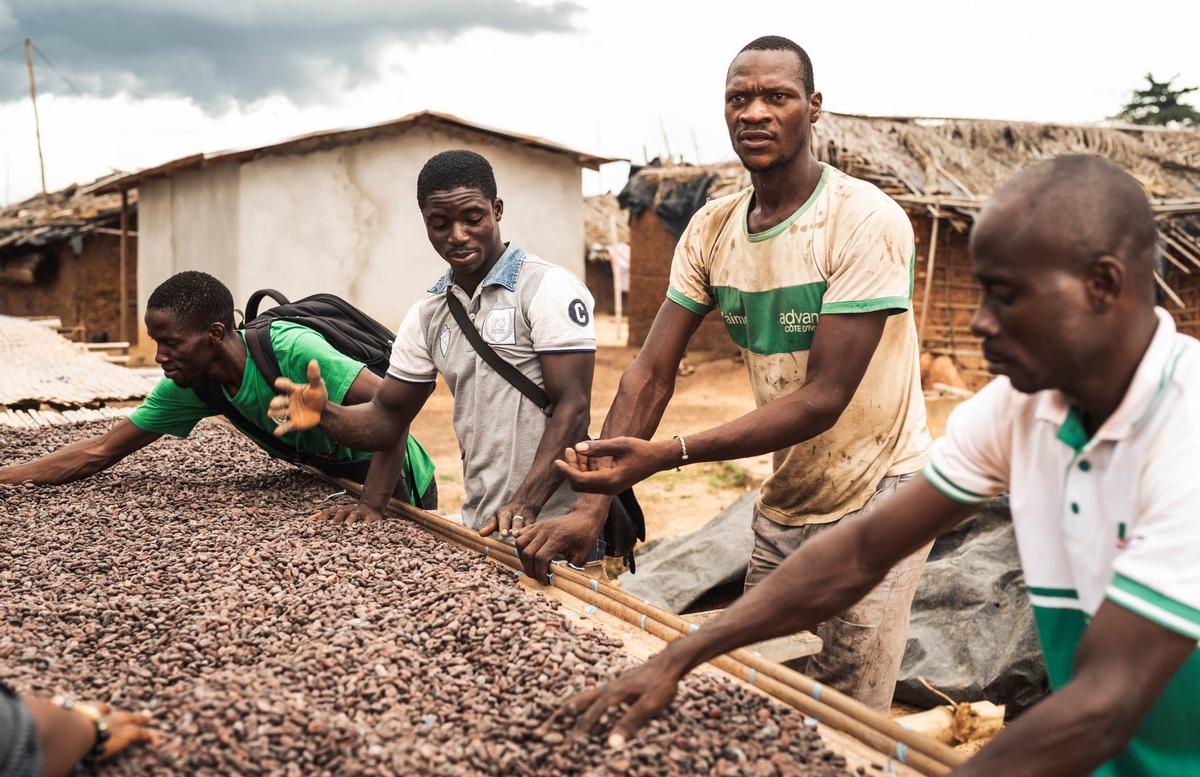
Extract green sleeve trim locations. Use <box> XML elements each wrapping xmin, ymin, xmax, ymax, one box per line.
<box><xmin>922</xmin><ymin>462</ymin><xmax>992</xmax><ymax>505</ymax></box>
<box><xmin>1028</xmin><ymin>586</ymin><xmax>1081</xmax><ymax>599</ymax></box>
<box><xmin>666</xmin><ymin>285</ymin><xmax>713</xmax><ymax>315</ymax></box>
<box><xmin>1107</xmin><ymin>574</ymin><xmax>1200</xmax><ymax>640</ymax></box>
<box><xmin>822</xmin><ymin>295</ymin><xmax>911</xmax><ymax>315</ymax></box>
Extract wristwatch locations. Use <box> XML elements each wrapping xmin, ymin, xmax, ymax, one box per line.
<box><xmin>53</xmin><ymin>697</ymin><xmax>110</xmax><ymax>766</ymax></box>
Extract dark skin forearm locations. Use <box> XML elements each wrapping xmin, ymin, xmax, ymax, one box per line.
<box><xmin>358</xmin><ymin>432</ymin><xmax>410</xmax><ymax>513</ymax></box>
<box><xmin>663</xmin><ymin>479</ymin><xmax>970</xmax><ymax>673</ymax></box>
<box><xmin>24</xmin><ymin>697</ymin><xmax>96</xmax><ymax>777</ymax></box>
<box><xmin>599</xmin><ymin>301</ymin><xmax>702</xmax><ymax>442</ymax></box>
<box><xmin>0</xmin><ymin>419</ymin><xmax>160</xmax><ymax>486</ymax></box>
<box><xmin>567</xmin><ymin>301</ymin><xmax>703</xmax><ymax>521</ymax></box>
<box><xmin>558</xmin><ymin>479</ymin><xmax>972</xmax><ymax>744</ymax></box>
<box><xmin>560</xmin><ymin>308</ymin><xmax>890</xmax><ymax>495</ymax></box>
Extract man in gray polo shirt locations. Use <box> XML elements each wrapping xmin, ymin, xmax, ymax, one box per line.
<box><xmin>270</xmin><ymin>150</ymin><xmax>604</xmax><ymax>580</ymax></box>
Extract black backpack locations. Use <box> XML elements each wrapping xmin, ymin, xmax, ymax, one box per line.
<box><xmin>189</xmin><ymin>290</ymin><xmax>434</xmax><ymax>508</ymax></box>
<box><xmin>239</xmin><ymin>289</ymin><xmax>395</xmax><ymax>381</ymax></box>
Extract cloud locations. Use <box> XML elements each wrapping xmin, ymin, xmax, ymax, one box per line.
<box><xmin>0</xmin><ymin>0</ymin><xmax>581</xmax><ymax>110</ymax></box>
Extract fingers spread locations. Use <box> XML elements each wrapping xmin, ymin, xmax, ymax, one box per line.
<box><xmin>273</xmin><ymin>377</ymin><xmax>299</xmax><ymax>393</ymax></box>
<box><xmin>306</xmin><ymin>359</ymin><xmax>322</xmax><ymax>383</ymax></box>
<box><xmin>538</xmin><ymin>690</ymin><xmax>598</xmax><ymax>738</ymax></box>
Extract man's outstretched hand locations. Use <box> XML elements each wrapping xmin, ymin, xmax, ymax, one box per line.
<box><xmin>309</xmin><ymin>501</ymin><xmax>384</xmax><ymax>524</ymax></box>
<box><xmin>268</xmin><ymin>359</ymin><xmax>327</xmax><ymax>436</ymax></box>
<box><xmin>539</xmin><ymin>655</ymin><xmax>686</xmax><ymax>748</ymax></box>
<box><xmin>554</xmin><ymin>437</ymin><xmax>672</xmax><ymax>495</ymax></box>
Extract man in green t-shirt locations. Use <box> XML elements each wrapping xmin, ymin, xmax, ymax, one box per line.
<box><xmin>0</xmin><ymin>271</ymin><xmax>436</xmax><ymax>512</ymax></box>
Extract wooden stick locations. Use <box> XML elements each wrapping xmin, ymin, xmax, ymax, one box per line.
<box><xmin>918</xmin><ymin>215</ymin><xmax>941</xmax><ymax>348</ymax></box>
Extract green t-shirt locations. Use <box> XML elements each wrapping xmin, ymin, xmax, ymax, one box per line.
<box><xmin>129</xmin><ymin>321</ymin><xmax>435</xmax><ymax>499</ymax></box>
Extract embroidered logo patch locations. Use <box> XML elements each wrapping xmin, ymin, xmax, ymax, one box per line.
<box><xmin>482</xmin><ymin>307</ymin><xmax>517</xmax><ymax>345</ymax></box>
<box><xmin>568</xmin><ymin>299</ymin><xmax>590</xmax><ymax>327</ymax></box>
<box><xmin>439</xmin><ymin>324</ymin><xmax>451</xmax><ymax>356</ymax></box>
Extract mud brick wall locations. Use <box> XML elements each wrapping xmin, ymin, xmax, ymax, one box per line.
<box><xmin>910</xmin><ymin>215</ymin><xmax>989</xmax><ymax>390</ymax></box>
<box><xmin>0</xmin><ymin>226</ymin><xmax>138</xmax><ymax>344</ymax></box>
<box><xmin>627</xmin><ymin>210</ymin><xmax>738</xmax><ymax>356</ymax></box>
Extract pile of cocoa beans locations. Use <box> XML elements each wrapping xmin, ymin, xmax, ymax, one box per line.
<box><xmin>1</xmin><ymin>420</ymin><xmax>853</xmax><ymax>776</ymax></box>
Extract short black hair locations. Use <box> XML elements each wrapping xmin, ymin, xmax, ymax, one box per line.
<box><xmin>416</xmin><ymin>150</ymin><xmax>498</xmax><ymax>208</ymax></box>
<box><xmin>738</xmin><ymin>35</ymin><xmax>815</xmax><ymax>96</ymax></box>
<box><xmin>146</xmin><ymin>270</ymin><xmax>235</xmax><ymax>331</ymax></box>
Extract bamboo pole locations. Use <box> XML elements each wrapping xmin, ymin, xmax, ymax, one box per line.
<box><xmin>119</xmin><ymin>190</ymin><xmax>129</xmax><ymax>343</ymax></box>
<box><xmin>918</xmin><ymin>215</ymin><xmax>941</xmax><ymax>348</ymax></box>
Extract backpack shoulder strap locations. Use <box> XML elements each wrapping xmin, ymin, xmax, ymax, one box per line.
<box><xmin>444</xmin><ymin>288</ymin><xmax>553</xmax><ymax>417</ymax></box>
<box><xmin>245</xmin><ymin>321</ymin><xmax>284</xmax><ymax>390</ymax></box>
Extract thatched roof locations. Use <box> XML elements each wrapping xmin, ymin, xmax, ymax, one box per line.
<box><xmin>584</xmin><ymin>194</ymin><xmax>629</xmax><ymax>250</ymax></box>
<box><xmin>812</xmin><ymin>113</ymin><xmax>1200</xmax><ymax>207</ymax></box>
<box><xmin>0</xmin><ymin>172</ymin><xmax>137</xmax><ymax>252</ymax></box>
<box><xmin>628</xmin><ymin>114</ymin><xmax>1200</xmax><ymax>300</ymax></box>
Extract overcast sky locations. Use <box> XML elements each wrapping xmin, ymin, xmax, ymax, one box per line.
<box><xmin>1</xmin><ymin>0</ymin><xmax>1198</xmax><ymax>205</ymax></box>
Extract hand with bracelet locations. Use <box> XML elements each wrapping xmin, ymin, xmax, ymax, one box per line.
<box><xmin>12</xmin><ymin>689</ymin><xmax>155</xmax><ymax>776</ymax></box>
<box><xmin>554</xmin><ymin>434</ymin><xmax>690</xmax><ymax>495</ymax></box>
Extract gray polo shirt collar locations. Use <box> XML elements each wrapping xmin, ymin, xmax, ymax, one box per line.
<box><xmin>428</xmin><ymin>244</ymin><xmax>526</xmax><ymax>295</ymax></box>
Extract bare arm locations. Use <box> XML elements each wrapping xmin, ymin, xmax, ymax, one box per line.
<box><xmin>510</xmin><ymin>303</ymin><xmax>700</xmax><ymax>580</ymax></box>
<box><xmin>554</xmin><ymin>478</ymin><xmax>973</xmax><ymax>743</ymax></box>
<box><xmin>270</xmin><ymin>361</ymin><xmax>430</xmax><ymax>453</ymax></box>
<box><xmin>23</xmin><ymin>695</ymin><xmax>154</xmax><ymax>776</ymax></box>
<box><xmin>559</xmin><ymin>310</ymin><xmax>888</xmax><ymax>494</ymax></box>
<box><xmin>0</xmin><ymin>419</ymin><xmax>161</xmax><ymax>485</ymax></box>
<box><xmin>308</xmin><ymin>368</ymin><xmax>434</xmax><ymax>521</ymax></box>
<box><xmin>550</xmin><ymin>300</ymin><xmax>703</xmax><ymax>518</ymax></box>
<box><xmin>951</xmin><ymin>602</ymin><xmax>1195</xmax><ymax>776</ymax></box>
<box><xmin>482</xmin><ymin>351</ymin><xmax>595</xmax><ymax>537</ymax></box>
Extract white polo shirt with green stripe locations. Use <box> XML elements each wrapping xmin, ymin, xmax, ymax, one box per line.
<box><xmin>925</xmin><ymin>308</ymin><xmax>1200</xmax><ymax>776</ymax></box>
<box><xmin>668</xmin><ymin>163</ymin><xmax>930</xmax><ymax>526</ymax></box>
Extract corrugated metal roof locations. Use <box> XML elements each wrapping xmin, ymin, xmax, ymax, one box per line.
<box><xmin>96</xmin><ymin>110</ymin><xmax>621</xmax><ymax>193</ymax></box>
<box><xmin>0</xmin><ymin>315</ymin><xmax>159</xmax><ymax>407</ymax></box>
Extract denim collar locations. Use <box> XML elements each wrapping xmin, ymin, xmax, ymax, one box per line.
<box><xmin>428</xmin><ymin>243</ymin><xmax>526</xmax><ymax>294</ymax></box>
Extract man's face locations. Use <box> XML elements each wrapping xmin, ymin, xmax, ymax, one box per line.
<box><xmin>968</xmin><ymin>212</ymin><xmax>1098</xmax><ymax>395</ymax></box>
<box><xmin>724</xmin><ymin>49</ymin><xmax>821</xmax><ymax>173</ymax></box>
<box><xmin>420</xmin><ymin>187</ymin><xmax>504</xmax><ymax>276</ymax></box>
<box><xmin>145</xmin><ymin>308</ymin><xmax>218</xmax><ymax>387</ymax></box>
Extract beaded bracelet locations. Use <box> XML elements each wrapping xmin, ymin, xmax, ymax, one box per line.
<box><xmin>53</xmin><ymin>697</ymin><xmax>110</xmax><ymax>768</ymax></box>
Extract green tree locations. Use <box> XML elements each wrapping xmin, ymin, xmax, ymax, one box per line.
<box><xmin>1111</xmin><ymin>73</ymin><xmax>1200</xmax><ymax>127</ymax></box>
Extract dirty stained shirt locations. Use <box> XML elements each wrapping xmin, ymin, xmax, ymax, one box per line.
<box><xmin>667</xmin><ymin>163</ymin><xmax>930</xmax><ymax>526</ymax></box>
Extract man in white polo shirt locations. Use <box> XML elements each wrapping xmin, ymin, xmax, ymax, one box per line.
<box><xmin>556</xmin><ymin>156</ymin><xmax>1200</xmax><ymax>776</ymax></box>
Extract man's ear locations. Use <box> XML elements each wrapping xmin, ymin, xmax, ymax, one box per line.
<box><xmin>494</xmin><ymin>198</ymin><xmax>504</xmax><ymax>222</ymax></box>
<box><xmin>1086</xmin><ymin>255</ymin><xmax>1125</xmax><ymax>311</ymax></box>
<box><xmin>208</xmin><ymin>322</ymin><xmax>227</xmax><ymax>343</ymax></box>
<box><xmin>809</xmin><ymin>91</ymin><xmax>823</xmax><ymax>124</ymax></box>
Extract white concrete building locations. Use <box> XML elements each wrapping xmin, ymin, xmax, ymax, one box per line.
<box><xmin>99</xmin><ymin>111</ymin><xmax>614</xmax><ymax>364</ymax></box>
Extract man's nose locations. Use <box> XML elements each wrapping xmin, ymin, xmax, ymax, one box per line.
<box><xmin>969</xmin><ymin>303</ymin><xmax>998</xmax><ymax>338</ymax></box>
<box><xmin>741</xmin><ymin>97</ymin><xmax>771</xmax><ymax>123</ymax></box>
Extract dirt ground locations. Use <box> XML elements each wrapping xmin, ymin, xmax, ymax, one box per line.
<box><xmin>408</xmin><ymin>314</ymin><xmax>768</xmax><ymax>543</ymax></box>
